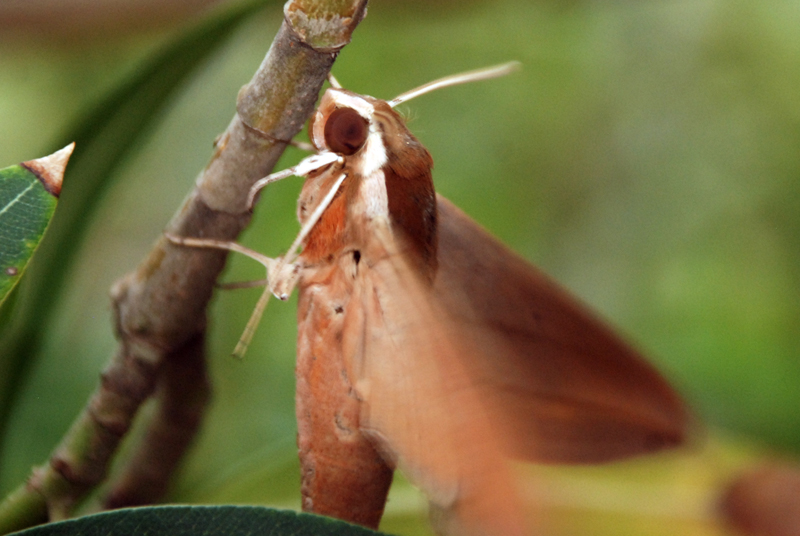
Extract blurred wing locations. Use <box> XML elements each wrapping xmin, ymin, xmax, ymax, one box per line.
<box><xmin>433</xmin><ymin>195</ymin><xmax>690</xmax><ymax>463</ymax></box>
<box><xmin>721</xmin><ymin>463</ymin><xmax>800</xmax><ymax>536</ymax></box>
<box><xmin>344</xmin><ymin>217</ymin><xmax>528</xmax><ymax>536</ymax></box>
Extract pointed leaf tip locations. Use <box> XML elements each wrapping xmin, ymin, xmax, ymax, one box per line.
<box><xmin>21</xmin><ymin>142</ymin><xmax>75</xmax><ymax>198</ymax></box>
<box><xmin>1</xmin><ymin>146</ymin><xmax>71</xmax><ymax>305</ymax></box>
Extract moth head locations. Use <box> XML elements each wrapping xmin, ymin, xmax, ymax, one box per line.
<box><xmin>309</xmin><ymin>89</ymin><xmax>392</xmax><ymax>177</ymax></box>
<box><xmin>307</xmin><ymin>62</ymin><xmax>519</xmax><ymax>165</ymax></box>
<box><xmin>310</xmin><ymin>89</ymin><xmax>373</xmax><ymax>154</ymax></box>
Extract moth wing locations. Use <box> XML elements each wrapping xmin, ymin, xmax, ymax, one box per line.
<box><xmin>345</xmin><ymin>218</ymin><xmax>528</xmax><ymax>536</ymax></box>
<box><xmin>433</xmin><ymin>195</ymin><xmax>690</xmax><ymax>463</ymax></box>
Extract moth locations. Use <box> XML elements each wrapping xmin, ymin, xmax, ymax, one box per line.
<box><xmin>170</xmin><ymin>64</ymin><xmax>689</xmax><ymax>536</ymax></box>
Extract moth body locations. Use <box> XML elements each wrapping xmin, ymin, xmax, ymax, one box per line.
<box><xmin>167</xmin><ymin>64</ymin><xmax>690</xmax><ymax>536</ymax></box>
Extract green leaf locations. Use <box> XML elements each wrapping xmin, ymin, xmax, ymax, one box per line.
<box><xmin>0</xmin><ymin>0</ymin><xmax>273</xmax><ymax>444</ymax></box>
<box><xmin>10</xmin><ymin>506</ymin><xmax>391</xmax><ymax>536</ymax></box>
<box><xmin>0</xmin><ymin>145</ymin><xmax>73</xmax><ymax>307</ymax></box>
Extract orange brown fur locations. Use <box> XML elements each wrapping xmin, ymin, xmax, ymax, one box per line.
<box><xmin>301</xmin><ymin>190</ymin><xmax>348</xmax><ymax>264</ymax></box>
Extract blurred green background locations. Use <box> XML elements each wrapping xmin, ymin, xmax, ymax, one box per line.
<box><xmin>1</xmin><ymin>0</ymin><xmax>799</xmax><ymax>534</ymax></box>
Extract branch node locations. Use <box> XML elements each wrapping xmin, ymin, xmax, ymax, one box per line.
<box><xmin>283</xmin><ymin>0</ymin><xmax>368</xmax><ymax>52</ymax></box>
<box><xmin>238</xmin><ymin>119</ymin><xmax>295</xmax><ymax>146</ymax></box>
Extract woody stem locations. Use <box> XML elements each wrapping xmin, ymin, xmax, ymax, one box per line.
<box><xmin>0</xmin><ymin>0</ymin><xmax>367</xmax><ymax>533</ymax></box>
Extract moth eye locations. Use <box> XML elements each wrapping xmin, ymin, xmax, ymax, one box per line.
<box><xmin>324</xmin><ymin>108</ymin><xmax>368</xmax><ymax>156</ymax></box>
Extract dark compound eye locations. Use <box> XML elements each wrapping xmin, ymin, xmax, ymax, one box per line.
<box><xmin>324</xmin><ymin>107</ymin><xmax>368</xmax><ymax>155</ymax></box>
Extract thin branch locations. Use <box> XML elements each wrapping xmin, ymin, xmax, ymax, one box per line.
<box><xmin>100</xmin><ymin>333</ymin><xmax>210</xmax><ymax>510</ymax></box>
<box><xmin>0</xmin><ymin>0</ymin><xmax>367</xmax><ymax>532</ymax></box>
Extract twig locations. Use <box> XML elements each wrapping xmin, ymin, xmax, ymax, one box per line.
<box><xmin>100</xmin><ymin>333</ymin><xmax>210</xmax><ymax>510</ymax></box>
<box><xmin>0</xmin><ymin>0</ymin><xmax>367</xmax><ymax>533</ymax></box>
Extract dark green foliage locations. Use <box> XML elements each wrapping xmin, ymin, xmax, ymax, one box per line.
<box><xmin>11</xmin><ymin>506</ymin><xmax>390</xmax><ymax>536</ymax></box>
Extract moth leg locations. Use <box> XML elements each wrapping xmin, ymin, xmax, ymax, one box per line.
<box><xmin>164</xmin><ymin>234</ymin><xmax>276</xmax><ymax>270</ymax></box>
<box><xmin>241</xmin><ymin>170</ymin><xmax>347</xmax><ymax>302</ymax></box>
<box><xmin>216</xmin><ymin>278</ymin><xmax>268</xmax><ymax>290</ymax></box>
<box><xmin>164</xmin><ymin>233</ymin><xmax>290</xmax><ymax>358</ymax></box>
<box><xmin>164</xmin><ymin>164</ymin><xmax>345</xmax><ymax>357</ymax></box>
<box><xmin>166</xmin><ymin>170</ymin><xmax>345</xmax><ymax>302</ymax></box>
<box><xmin>268</xmin><ymin>261</ymin><xmax>301</xmax><ymax>300</ymax></box>
<box><xmin>163</xmin><ymin>233</ymin><xmax>301</xmax><ymax>294</ymax></box>
<box><xmin>265</xmin><ymin>171</ymin><xmax>348</xmax><ymax>303</ymax></box>
<box><xmin>247</xmin><ymin>151</ymin><xmax>342</xmax><ymax>210</ymax></box>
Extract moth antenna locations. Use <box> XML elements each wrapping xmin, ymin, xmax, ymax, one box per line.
<box><xmin>247</xmin><ymin>152</ymin><xmax>342</xmax><ymax>210</ymax></box>
<box><xmin>388</xmin><ymin>61</ymin><xmax>520</xmax><ymax>108</ymax></box>
<box><xmin>289</xmin><ymin>139</ymin><xmax>316</xmax><ymax>152</ymax></box>
<box><xmin>327</xmin><ymin>72</ymin><xmax>343</xmax><ymax>89</ymax></box>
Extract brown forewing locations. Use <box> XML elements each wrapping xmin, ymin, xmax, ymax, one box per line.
<box><xmin>343</xmin><ymin>217</ymin><xmax>530</xmax><ymax>536</ymax></box>
<box><xmin>296</xmin><ymin>258</ymin><xmax>393</xmax><ymax>528</ymax></box>
<box><xmin>326</xmin><ymin>194</ymin><xmax>689</xmax><ymax>534</ymax></box>
<box><xmin>721</xmin><ymin>463</ymin><xmax>800</xmax><ymax>536</ymax></box>
<box><xmin>432</xmin><ymin>196</ymin><xmax>690</xmax><ymax>463</ymax></box>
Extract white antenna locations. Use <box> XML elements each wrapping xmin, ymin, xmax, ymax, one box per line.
<box><xmin>388</xmin><ymin>61</ymin><xmax>520</xmax><ymax>108</ymax></box>
<box><xmin>327</xmin><ymin>72</ymin><xmax>343</xmax><ymax>89</ymax></box>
